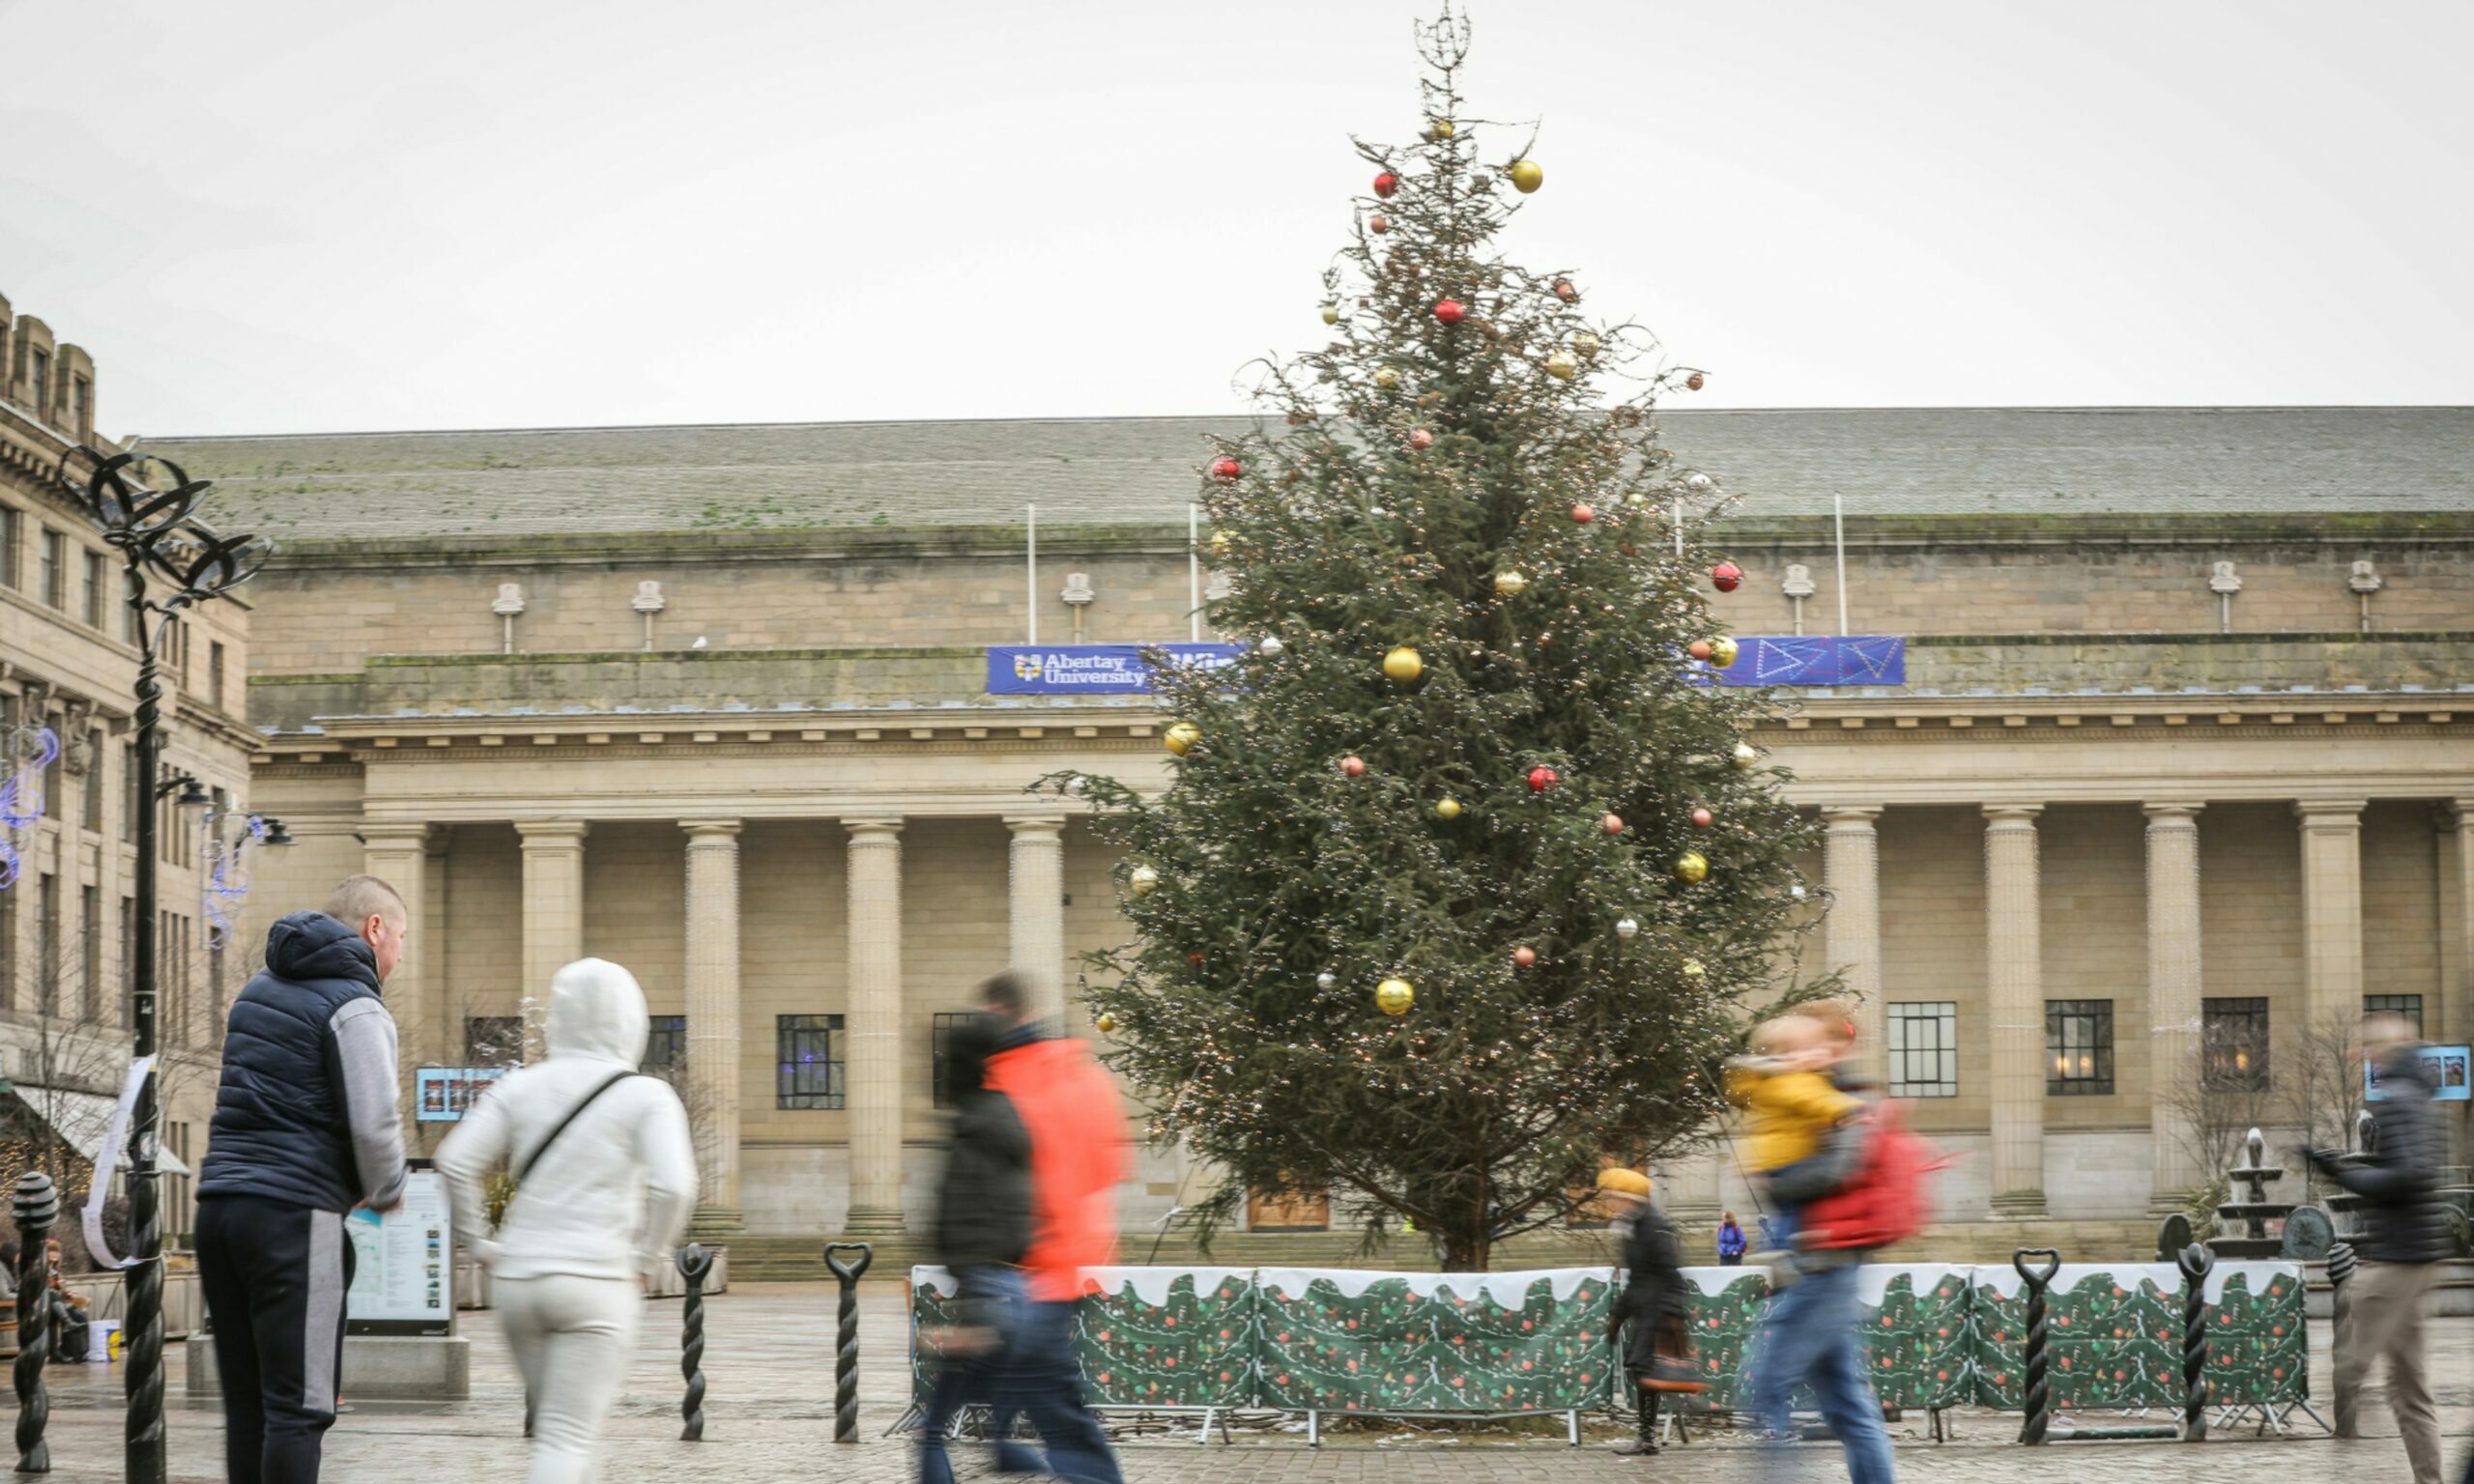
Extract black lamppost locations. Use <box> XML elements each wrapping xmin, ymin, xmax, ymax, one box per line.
<box><xmin>55</xmin><ymin>446</ymin><xmax>269</xmax><ymax>1484</ymax></box>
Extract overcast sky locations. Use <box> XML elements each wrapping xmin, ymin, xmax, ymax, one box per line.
<box><xmin>3</xmin><ymin>1</ymin><xmax>2468</xmax><ymax>437</ymax></box>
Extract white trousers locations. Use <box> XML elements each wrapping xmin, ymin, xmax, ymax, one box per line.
<box><xmin>497</xmin><ymin>1273</ymin><xmax>642</xmax><ymax>1484</ymax></box>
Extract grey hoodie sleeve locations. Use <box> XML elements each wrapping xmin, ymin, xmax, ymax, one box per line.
<box><xmin>330</xmin><ymin>998</ymin><xmax>410</xmax><ymax>1211</ymax></box>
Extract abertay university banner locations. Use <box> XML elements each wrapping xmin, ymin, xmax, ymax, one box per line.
<box><xmin>985</xmin><ymin>638</ymin><xmax>1902</xmax><ymax>695</ymax></box>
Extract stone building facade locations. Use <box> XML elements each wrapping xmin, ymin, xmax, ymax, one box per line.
<box><xmin>143</xmin><ymin>408</ymin><xmax>2474</xmax><ymax>1239</ymax></box>
<box><xmin>1</xmin><ymin>289</ymin><xmax>252</xmax><ymax>1244</ymax></box>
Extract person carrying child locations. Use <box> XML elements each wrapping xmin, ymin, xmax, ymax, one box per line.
<box><xmin>1725</xmin><ymin>1013</ymin><xmax>1865</xmax><ymax>1252</ymax></box>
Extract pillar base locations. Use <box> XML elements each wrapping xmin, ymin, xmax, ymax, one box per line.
<box><xmin>2148</xmin><ymin>1190</ymin><xmax>2201</xmax><ymax>1218</ymax></box>
<box><xmin>841</xmin><ymin>1205</ymin><xmax>908</xmax><ymax>1236</ymax></box>
<box><xmin>689</xmin><ymin>1206</ymin><xmax>745</xmax><ymax>1237</ymax></box>
<box><xmin>1988</xmin><ymin>1190</ymin><xmax>2048</xmax><ymax>1218</ymax></box>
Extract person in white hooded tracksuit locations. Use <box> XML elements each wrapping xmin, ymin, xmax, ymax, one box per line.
<box><xmin>439</xmin><ymin>957</ymin><xmax>698</xmax><ymax>1484</ymax></box>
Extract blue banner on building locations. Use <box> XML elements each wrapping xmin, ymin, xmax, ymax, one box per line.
<box><xmin>1712</xmin><ymin>636</ymin><xmax>1906</xmax><ymax>688</ymax></box>
<box><xmin>987</xmin><ymin>642</ymin><xmax>1249</xmax><ymax>695</ymax></box>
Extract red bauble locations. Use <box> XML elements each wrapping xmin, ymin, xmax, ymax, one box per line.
<box><xmin>1711</xmin><ymin>561</ymin><xmax>1743</xmax><ymax>592</ymax></box>
<box><xmin>1527</xmin><ymin>766</ymin><xmax>1559</xmax><ymax>793</ymax></box>
<box><xmin>1373</xmin><ymin>171</ymin><xmax>1400</xmax><ymax>198</ymax></box>
<box><xmin>1370</xmin><ymin>214</ymin><xmax>1392</xmax><ymax>235</ymax></box>
<box><xmin>1512</xmin><ymin>946</ymin><xmax>1538</xmax><ymax>968</ymax></box>
<box><xmin>1408</xmin><ymin>428</ymin><xmax>1434</xmax><ymax>450</ymax></box>
<box><xmin>1433</xmin><ymin>298</ymin><xmax>1466</xmax><ymax>325</ymax></box>
<box><xmin>1690</xmin><ymin>807</ymin><xmax>1714</xmax><ymax>829</ymax></box>
<box><xmin>1552</xmin><ymin>277</ymin><xmax>1579</xmax><ymax>304</ymax></box>
<box><xmin>1687</xmin><ymin>639</ymin><xmax>1713</xmax><ymax>662</ymax></box>
<box><xmin>1570</xmin><ymin>503</ymin><xmax>1596</xmax><ymax>525</ymax></box>
<box><xmin>1188</xmin><ymin>952</ymin><xmax>1204</xmax><ymax>966</ymax></box>
<box><xmin>1685</xmin><ymin>371</ymin><xmax>1707</xmax><ymax>391</ymax></box>
<box><xmin>1341</xmin><ymin>755</ymin><xmax>1366</xmax><ymax>778</ymax></box>
<box><xmin>1601</xmin><ymin>813</ymin><xmax>1625</xmax><ymax>836</ymax></box>
<box><xmin>1210</xmin><ymin>456</ymin><xmax>1242</xmax><ymax>482</ymax></box>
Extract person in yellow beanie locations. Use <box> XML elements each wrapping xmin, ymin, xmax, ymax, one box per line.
<box><xmin>1595</xmin><ymin>1167</ymin><xmax>1704</xmax><ymax>1457</ymax></box>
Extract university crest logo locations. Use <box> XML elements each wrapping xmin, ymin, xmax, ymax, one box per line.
<box><xmin>1013</xmin><ymin>652</ymin><xmax>1044</xmax><ymax>681</ymax></box>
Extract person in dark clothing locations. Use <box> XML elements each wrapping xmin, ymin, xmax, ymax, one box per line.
<box><xmin>195</xmin><ymin>876</ymin><xmax>411</xmax><ymax>1484</ymax></box>
<box><xmin>1596</xmin><ymin>1168</ymin><xmax>1702</xmax><ymax>1458</ymax></box>
<box><xmin>920</xmin><ymin>1010</ymin><xmax>1042</xmax><ymax>1484</ymax></box>
<box><xmin>2306</xmin><ymin>1014</ymin><xmax>2448</xmax><ymax>1484</ymax></box>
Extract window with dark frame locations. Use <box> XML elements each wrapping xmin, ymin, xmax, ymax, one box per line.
<box><xmin>776</xmin><ymin>1013</ymin><xmax>846</xmax><ymax>1109</ymax></box>
<box><xmin>931</xmin><ymin>1012</ymin><xmax>979</xmax><ymax>1108</ymax></box>
<box><xmin>644</xmin><ymin>1014</ymin><xmax>687</xmax><ymax>1074</ymax></box>
<box><xmin>119</xmin><ymin>896</ymin><xmax>135</xmax><ymax>1027</ymax></box>
<box><xmin>2045</xmin><ymin>999</ymin><xmax>2115</xmax><ymax>1095</ymax></box>
<box><xmin>80</xmin><ymin>885</ymin><xmax>101</xmax><ymax>1021</ymax></box>
<box><xmin>466</xmin><ymin>1015</ymin><xmax>524</xmax><ymax>1068</ymax></box>
<box><xmin>210</xmin><ymin>642</ymin><xmax>226</xmax><ymax>709</ymax></box>
<box><xmin>81</xmin><ymin>550</ymin><xmax>103</xmax><ymax>628</ymax></box>
<box><xmin>2201</xmin><ymin>996</ymin><xmax>2270</xmax><ymax>1089</ymax></box>
<box><xmin>122</xmin><ymin>569</ymin><xmax>140</xmax><ymax>644</ymax></box>
<box><xmin>36</xmin><ymin>873</ymin><xmax>59</xmax><ymax>1015</ymax></box>
<box><xmin>30</xmin><ymin>349</ymin><xmax>49</xmax><ymax>412</ymax></box>
<box><xmin>0</xmin><ymin>504</ymin><xmax>19</xmax><ymax>588</ymax></box>
<box><xmin>82</xmin><ymin>730</ymin><xmax>102</xmax><ymax>831</ymax></box>
<box><xmin>39</xmin><ymin>529</ymin><xmax>64</xmax><ymax>609</ymax></box>
<box><xmin>1886</xmin><ymin>1001</ymin><xmax>1960</xmax><ymax>1097</ymax></box>
<box><xmin>2363</xmin><ymin>993</ymin><xmax>2424</xmax><ymax>1037</ymax></box>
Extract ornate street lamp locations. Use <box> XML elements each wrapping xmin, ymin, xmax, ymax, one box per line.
<box><xmin>54</xmin><ymin>446</ymin><xmax>269</xmax><ymax>1484</ymax></box>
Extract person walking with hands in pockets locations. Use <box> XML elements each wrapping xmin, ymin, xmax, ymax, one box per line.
<box><xmin>440</xmin><ymin>957</ymin><xmax>698</xmax><ymax>1484</ymax></box>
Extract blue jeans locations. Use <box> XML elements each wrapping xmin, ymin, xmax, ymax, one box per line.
<box><xmin>918</xmin><ymin>1267</ymin><xmax>1043</xmax><ymax>1484</ymax></box>
<box><xmin>1748</xmin><ymin>1260</ymin><xmax>1895</xmax><ymax>1484</ymax></box>
<box><xmin>988</xmin><ymin>1298</ymin><xmax>1125</xmax><ymax>1484</ymax></box>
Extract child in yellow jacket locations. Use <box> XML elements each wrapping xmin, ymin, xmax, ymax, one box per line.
<box><xmin>1726</xmin><ymin>1013</ymin><xmax>1862</xmax><ymax>1247</ymax></box>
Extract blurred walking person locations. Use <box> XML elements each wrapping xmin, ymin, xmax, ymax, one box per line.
<box><xmin>918</xmin><ymin>1010</ymin><xmax>1043</xmax><ymax>1483</ymax></box>
<box><xmin>2307</xmin><ymin>1013</ymin><xmax>2448</xmax><ymax>1484</ymax></box>
<box><xmin>196</xmin><ymin>876</ymin><xmax>413</xmax><ymax>1484</ymax></box>
<box><xmin>440</xmin><ymin>958</ymin><xmax>697</xmax><ymax>1484</ymax></box>
<box><xmin>976</xmin><ymin>971</ymin><xmax>1129</xmax><ymax>1484</ymax></box>
<box><xmin>1597</xmin><ymin>1169</ymin><xmax>1703</xmax><ymax>1458</ymax></box>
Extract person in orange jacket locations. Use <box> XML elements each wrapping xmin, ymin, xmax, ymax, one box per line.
<box><xmin>975</xmin><ymin>971</ymin><xmax>1129</xmax><ymax>1484</ymax></box>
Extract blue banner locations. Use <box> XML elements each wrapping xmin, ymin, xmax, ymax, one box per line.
<box><xmin>1712</xmin><ymin>636</ymin><xmax>1906</xmax><ymax>688</ymax></box>
<box><xmin>987</xmin><ymin>643</ymin><xmax>1249</xmax><ymax>695</ymax></box>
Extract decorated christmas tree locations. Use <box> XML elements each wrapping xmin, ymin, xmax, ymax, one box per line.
<box><xmin>1047</xmin><ymin>10</ymin><xmax>1823</xmax><ymax>1270</ymax></box>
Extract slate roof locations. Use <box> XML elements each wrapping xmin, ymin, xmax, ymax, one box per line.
<box><xmin>137</xmin><ymin>407</ymin><xmax>2472</xmax><ymax>542</ymax></box>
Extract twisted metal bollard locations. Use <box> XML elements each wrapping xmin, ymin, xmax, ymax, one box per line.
<box><xmin>676</xmin><ymin>1243</ymin><xmax>715</xmax><ymax>1441</ymax></box>
<box><xmin>14</xmin><ymin>1173</ymin><xmax>58</xmax><ymax>1475</ymax></box>
<box><xmin>822</xmin><ymin>1242</ymin><xmax>874</xmax><ymax>1443</ymax></box>
<box><xmin>2012</xmin><ymin>1248</ymin><xmax>2061</xmax><ymax>1446</ymax></box>
<box><xmin>2176</xmin><ymin>1241</ymin><xmax>2214</xmax><ymax>1441</ymax></box>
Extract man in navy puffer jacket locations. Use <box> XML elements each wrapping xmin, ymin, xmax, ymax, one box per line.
<box><xmin>196</xmin><ymin>875</ymin><xmax>411</xmax><ymax>1484</ymax></box>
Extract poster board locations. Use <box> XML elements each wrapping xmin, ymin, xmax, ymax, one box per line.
<box><xmin>2365</xmin><ymin>1044</ymin><xmax>2472</xmax><ymax>1102</ymax></box>
<box><xmin>416</xmin><ymin>1067</ymin><xmax>509</xmax><ymax>1122</ymax></box>
<box><xmin>346</xmin><ymin>1163</ymin><xmax>454</xmax><ymax>1336</ymax></box>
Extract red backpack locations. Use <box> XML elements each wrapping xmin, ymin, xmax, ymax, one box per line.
<box><xmin>1800</xmin><ymin>1101</ymin><xmax>1933</xmax><ymax>1251</ymax></box>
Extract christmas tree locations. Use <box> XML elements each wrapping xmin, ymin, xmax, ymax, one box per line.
<box><xmin>1048</xmin><ymin>10</ymin><xmax>1823</xmax><ymax>1270</ymax></box>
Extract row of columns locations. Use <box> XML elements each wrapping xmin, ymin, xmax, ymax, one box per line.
<box><xmin>366</xmin><ymin>813</ymin><xmax>1071</xmax><ymax>1233</ymax></box>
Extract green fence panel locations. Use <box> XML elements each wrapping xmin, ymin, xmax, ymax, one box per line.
<box><xmin>1072</xmin><ymin>1267</ymin><xmax>1258</xmax><ymax>1409</ymax></box>
<box><xmin>1970</xmin><ymin>1264</ymin><xmax>2185</xmax><ymax>1412</ymax></box>
<box><xmin>1839</xmin><ymin>1264</ymin><xmax>1976</xmax><ymax>1410</ymax></box>
<box><xmin>2201</xmin><ymin>1262</ymin><xmax>2309</xmax><ymax>1406</ymax></box>
<box><xmin>1254</xmin><ymin>1268</ymin><xmax>1618</xmax><ymax>1414</ymax></box>
<box><xmin>1673</xmin><ymin>1268</ymin><xmax>1769</xmax><ymax>1412</ymax></box>
<box><xmin>909</xmin><ymin>1266</ymin><xmax>965</xmax><ymax>1407</ymax></box>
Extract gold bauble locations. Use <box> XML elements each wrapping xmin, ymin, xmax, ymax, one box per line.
<box><xmin>1383</xmin><ymin>645</ymin><xmax>1424</xmax><ymax>685</ymax></box>
<box><xmin>1730</xmin><ymin>741</ymin><xmax>1760</xmax><ymax>772</ymax></box>
<box><xmin>1545</xmin><ymin>351</ymin><xmax>1579</xmax><ymax>381</ymax></box>
<box><xmin>1434</xmin><ymin>796</ymin><xmax>1463</xmax><ymax>821</ymax></box>
<box><xmin>1708</xmin><ymin>635</ymin><xmax>1740</xmax><ymax>669</ymax></box>
<box><xmin>1164</xmin><ymin>721</ymin><xmax>1202</xmax><ymax>756</ymax></box>
<box><xmin>1493</xmin><ymin>569</ymin><xmax>1528</xmax><ymax>598</ymax></box>
<box><xmin>1574</xmin><ymin>330</ymin><xmax>1601</xmax><ymax>359</ymax></box>
<box><xmin>1320</xmin><ymin>303</ymin><xmax>1341</xmax><ymax>326</ymax></box>
<box><xmin>1673</xmin><ymin>851</ymin><xmax>1710</xmax><ymax>884</ymax></box>
<box><xmin>1509</xmin><ymin>158</ymin><xmax>1544</xmax><ymax>193</ymax></box>
<box><xmin>1682</xmin><ymin>959</ymin><xmax>1707</xmax><ymax>980</ymax></box>
<box><xmin>1128</xmin><ymin>865</ymin><xmax>1160</xmax><ymax>896</ymax></box>
<box><xmin>1427</xmin><ymin>118</ymin><xmax>1455</xmax><ymax>139</ymax></box>
<box><xmin>1208</xmin><ymin>529</ymin><xmax>1232</xmax><ymax>556</ymax></box>
<box><xmin>1095</xmin><ymin>1012</ymin><xmax>1118</xmax><ymax>1033</ymax></box>
<box><xmin>1374</xmin><ymin>365</ymin><xmax>1401</xmax><ymax>389</ymax></box>
<box><xmin>1375</xmin><ymin>976</ymin><xmax>1416</xmax><ymax>1015</ymax></box>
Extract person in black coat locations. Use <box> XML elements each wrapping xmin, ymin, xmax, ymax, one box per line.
<box><xmin>1597</xmin><ymin>1168</ymin><xmax>1702</xmax><ymax>1458</ymax></box>
<box><xmin>2306</xmin><ymin>1015</ymin><xmax>2448</xmax><ymax>1484</ymax></box>
<box><xmin>921</xmin><ymin>1011</ymin><xmax>1040</xmax><ymax>1484</ymax></box>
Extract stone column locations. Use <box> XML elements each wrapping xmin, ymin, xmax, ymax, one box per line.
<box><xmin>360</xmin><ymin>823</ymin><xmax>431</xmax><ymax>1066</ymax></box>
<box><xmin>844</xmin><ymin>818</ymin><xmax>906</xmax><ymax>1233</ymax></box>
<box><xmin>1822</xmin><ymin>807</ymin><xmax>1886</xmax><ymax>1078</ymax></box>
<box><xmin>682</xmin><ymin>820</ymin><xmax>744</xmax><ymax>1231</ymax></box>
<box><xmin>2143</xmin><ymin>804</ymin><xmax>2205</xmax><ymax>1210</ymax></box>
<box><xmin>422</xmin><ymin>826</ymin><xmax>454</xmax><ymax>1070</ymax></box>
<box><xmin>1983</xmin><ymin>805</ymin><xmax>2047</xmax><ymax>1216</ymax></box>
<box><xmin>1007</xmin><ymin>814</ymin><xmax>1069</xmax><ymax>1026</ymax></box>
<box><xmin>2295</xmin><ymin>801</ymin><xmax>2366</xmax><ymax>1041</ymax></box>
<box><xmin>2453</xmin><ymin>801</ymin><xmax>2474</xmax><ymax>1045</ymax></box>
<box><xmin>515</xmin><ymin>820</ymin><xmax>590</xmax><ymax>1062</ymax></box>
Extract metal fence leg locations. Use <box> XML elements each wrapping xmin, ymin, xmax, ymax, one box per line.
<box><xmin>1308</xmin><ymin>1411</ymin><xmax>1320</xmax><ymax>1448</ymax></box>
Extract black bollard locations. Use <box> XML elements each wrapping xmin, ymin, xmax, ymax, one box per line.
<box><xmin>2175</xmin><ymin>1241</ymin><xmax>2213</xmax><ymax>1441</ymax></box>
<box><xmin>822</xmin><ymin>1242</ymin><xmax>874</xmax><ymax>1443</ymax></box>
<box><xmin>14</xmin><ymin>1172</ymin><xmax>58</xmax><ymax>1475</ymax></box>
<box><xmin>2012</xmin><ymin>1248</ymin><xmax>2061</xmax><ymax>1446</ymax></box>
<box><xmin>676</xmin><ymin>1243</ymin><xmax>716</xmax><ymax>1441</ymax></box>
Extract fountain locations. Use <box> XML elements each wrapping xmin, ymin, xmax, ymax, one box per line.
<box><xmin>2208</xmin><ymin>1127</ymin><xmax>2295</xmax><ymax>1261</ymax></box>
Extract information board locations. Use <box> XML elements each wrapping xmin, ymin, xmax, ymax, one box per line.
<box><xmin>416</xmin><ymin>1067</ymin><xmax>509</xmax><ymax>1122</ymax></box>
<box><xmin>2365</xmin><ymin>1043</ymin><xmax>2471</xmax><ymax>1102</ymax></box>
<box><xmin>346</xmin><ymin>1164</ymin><xmax>454</xmax><ymax>1335</ymax></box>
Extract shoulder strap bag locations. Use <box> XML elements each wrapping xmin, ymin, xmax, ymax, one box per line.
<box><xmin>515</xmin><ymin>1069</ymin><xmax>639</xmax><ymax>1185</ymax></box>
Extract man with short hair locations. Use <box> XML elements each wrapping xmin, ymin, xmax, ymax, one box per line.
<box><xmin>196</xmin><ymin>875</ymin><xmax>413</xmax><ymax>1484</ymax></box>
<box><xmin>2309</xmin><ymin>1013</ymin><xmax>2448</xmax><ymax>1484</ymax></box>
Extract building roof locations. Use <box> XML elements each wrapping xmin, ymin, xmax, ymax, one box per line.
<box><xmin>138</xmin><ymin>407</ymin><xmax>2474</xmax><ymax>542</ymax></box>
